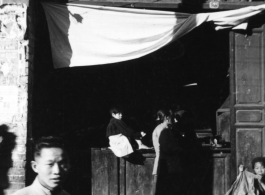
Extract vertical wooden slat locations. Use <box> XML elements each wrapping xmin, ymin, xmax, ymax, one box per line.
<box><xmin>119</xmin><ymin>158</ymin><xmax>126</xmax><ymax>195</ymax></box>
<box><xmin>236</xmin><ymin>128</ymin><xmax>262</xmax><ymax>170</ymax></box>
<box><xmin>91</xmin><ymin>149</ymin><xmax>119</xmax><ymax>195</ymax></box>
<box><xmin>211</xmin><ymin>153</ymin><xmax>231</xmax><ymax>195</ymax></box>
<box><xmin>225</xmin><ymin>154</ymin><xmax>231</xmax><ymax>192</ymax></box>
<box><xmin>230</xmin><ymin>30</ymin><xmax>237</xmax><ymax>182</ymax></box>
<box><xmin>125</xmin><ymin>156</ymin><xmax>154</xmax><ymax>195</ymax></box>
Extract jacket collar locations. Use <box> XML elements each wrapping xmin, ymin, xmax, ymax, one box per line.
<box><xmin>33</xmin><ymin>177</ymin><xmax>62</xmax><ymax>195</ymax></box>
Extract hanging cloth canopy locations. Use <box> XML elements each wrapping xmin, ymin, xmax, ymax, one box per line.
<box><xmin>42</xmin><ymin>2</ymin><xmax>265</xmax><ymax>68</ymax></box>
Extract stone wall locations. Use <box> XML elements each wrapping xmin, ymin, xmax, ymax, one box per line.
<box><xmin>0</xmin><ymin>0</ymin><xmax>33</xmax><ymax>194</ymax></box>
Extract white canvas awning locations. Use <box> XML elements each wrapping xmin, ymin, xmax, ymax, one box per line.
<box><xmin>42</xmin><ymin>3</ymin><xmax>265</xmax><ymax>68</ymax></box>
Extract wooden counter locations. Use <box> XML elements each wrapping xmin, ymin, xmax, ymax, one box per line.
<box><xmin>91</xmin><ymin>148</ymin><xmax>231</xmax><ymax>195</ymax></box>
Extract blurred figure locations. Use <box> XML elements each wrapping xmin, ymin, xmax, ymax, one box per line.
<box><xmin>0</xmin><ymin>125</ymin><xmax>16</xmax><ymax>195</ymax></box>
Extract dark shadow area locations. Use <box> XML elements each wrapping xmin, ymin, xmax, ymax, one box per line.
<box><xmin>177</xmin><ymin>0</ymin><xmax>207</xmax><ymax>13</ymax></box>
<box><xmin>123</xmin><ymin>151</ymin><xmax>146</xmax><ymax>165</ymax></box>
<box><xmin>245</xmin><ymin>12</ymin><xmax>265</xmax><ymax>36</ymax></box>
<box><xmin>0</xmin><ymin>125</ymin><xmax>17</xmax><ymax>195</ymax></box>
<box><xmin>224</xmin><ymin>11</ymin><xmax>265</xmax><ymax>37</ymax></box>
<box><xmin>70</xmin><ymin>13</ymin><xmax>83</xmax><ymax>23</ymax></box>
<box><xmin>64</xmin><ymin>140</ymin><xmax>91</xmax><ymax>195</ymax></box>
<box><xmin>153</xmin><ymin>108</ymin><xmax>213</xmax><ymax>195</ymax></box>
<box><xmin>154</xmin><ymin>126</ymin><xmax>183</xmax><ymax>195</ymax></box>
<box><xmin>154</xmin><ymin>139</ymin><xmax>213</xmax><ymax>195</ymax></box>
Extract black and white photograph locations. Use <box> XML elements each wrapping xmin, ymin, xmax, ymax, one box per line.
<box><xmin>1</xmin><ymin>0</ymin><xmax>265</xmax><ymax>195</ymax></box>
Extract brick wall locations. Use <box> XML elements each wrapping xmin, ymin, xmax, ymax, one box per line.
<box><xmin>0</xmin><ymin>0</ymin><xmax>34</xmax><ymax>194</ymax></box>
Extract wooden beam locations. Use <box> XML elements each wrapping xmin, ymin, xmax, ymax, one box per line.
<box><xmin>69</xmin><ymin>0</ymin><xmax>182</xmax><ymax>8</ymax></box>
<box><xmin>69</xmin><ymin>0</ymin><xmax>265</xmax><ymax>10</ymax></box>
<box><xmin>202</xmin><ymin>1</ymin><xmax>265</xmax><ymax>10</ymax></box>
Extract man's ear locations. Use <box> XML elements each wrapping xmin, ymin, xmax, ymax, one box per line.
<box><xmin>31</xmin><ymin>161</ymin><xmax>38</xmax><ymax>173</ymax></box>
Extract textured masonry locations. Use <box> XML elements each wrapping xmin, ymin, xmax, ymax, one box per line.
<box><xmin>0</xmin><ymin>0</ymin><xmax>33</xmax><ymax>194</ymax></box>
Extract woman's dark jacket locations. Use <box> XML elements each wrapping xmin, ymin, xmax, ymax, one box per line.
<box><xmin>106</xmin><ymin>118</ymin><xmax>141</xmax><ymax>139</ymax></box>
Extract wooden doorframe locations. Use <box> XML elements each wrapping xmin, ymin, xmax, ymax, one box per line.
<box><xmin>230</xmin><ymin>24</ymin><xmax>265</xmax><ymax>181</ymax></box>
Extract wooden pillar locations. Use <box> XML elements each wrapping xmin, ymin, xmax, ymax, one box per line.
<box><xmin>230</xmin><ymin>22</ymin><xmax>265</xmax><ymax>181</ymax></box>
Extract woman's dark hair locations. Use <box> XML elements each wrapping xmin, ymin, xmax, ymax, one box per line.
<box><xmin>34</xmin><ymin>136</ymin><xmax>66</xmax><ymax>158</ymax></box>
<box><xmin>252</xmin><ymin>157</ymin><xmax>265</xmax><ymax>169</ymax></box>
<box><xmin>156</xmin><ymin>109</ymin><xmax>165</xmax><ymax>121</ymax></box>
<box><xmin>156</xmin><ymin>109</ymin><xmax>172</xmax><ymax>124</ymax></box>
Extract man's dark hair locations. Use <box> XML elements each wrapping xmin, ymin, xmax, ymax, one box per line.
<box><xmin>252</xmin><ymin>157</ymin><xmax>265</xmax><ymax>169</ymax></box>
<box><xmin>34</xmin><ymin>136</ymin><xmax>66</xmax><ymax>158</ymax></box>
<box><xmin>110</xmin><ymin>106</ymin><xmax>122</xmax><ymax>115</ymax></box>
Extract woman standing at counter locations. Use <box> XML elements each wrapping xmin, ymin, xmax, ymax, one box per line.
<box><xmin>152</xmin><ymin>109</ymin><xmax>183</xmax><ymax>195</ymax></box>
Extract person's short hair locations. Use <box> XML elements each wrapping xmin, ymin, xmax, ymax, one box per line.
<box><xmin>34</xmin><ymin>136</ymin><xmax>67</xmax><ymax>158</ymax></box>
<box><xmin>252</xmin><ymin>157</ymin><xmax>265</xmax><ymax>169</ymax></box>
<box><xmin>110</xmin><ymin>106</ymin><xmax>122</xmax><ymax>116</ymax></box>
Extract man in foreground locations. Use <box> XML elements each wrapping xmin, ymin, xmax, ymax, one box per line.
<box><xmin>12</xmin><ymin>136</ymin><xmax>71</xmax><ymax>195</ymax></box>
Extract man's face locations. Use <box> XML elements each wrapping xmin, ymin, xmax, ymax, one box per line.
<box><xmin>31</xmin><ymin>147</ymin><xmax>70</xmax><ymax>190</ymax></box>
